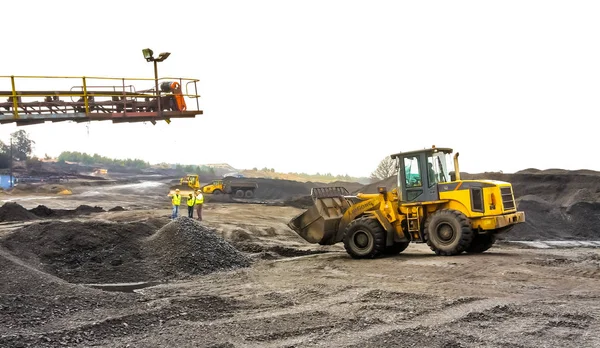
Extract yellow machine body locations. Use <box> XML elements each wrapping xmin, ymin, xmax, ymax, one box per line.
<box><xmin>287</xmin><ymin>146</ymin><xmax>525</xmax><ymax>258</ymax></box>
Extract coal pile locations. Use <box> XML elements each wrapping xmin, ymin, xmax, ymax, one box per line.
<box><xmin>1</xmin><ymin>221</ymin><xmax>156</xmax><ymax>283</ymax></box>
<box><xmin>282</xmin><ymin>195</ymin><xmax>314</xmax><ymax>209</ymax></box>
<box><xmin>0</xmin><ymin>202</ymin><xmax>38</xmax><ymax>222</ymax></box>
<box><xmin>144</xmin><ymin>217</ymin><xmax>251</xmax><ymax>279</ymax></box>
<box><xmin>0</xmin><ymin>249</ymin><xmax>134</xmax><ymax>336</ymax></box>
<box><xmin>1</xmin><ymin>203</ymin><xmax>106</xmax><ymax>220</ymax></box>
<box><xmin>503</xmin><ymin>197</ymin><xmax>600</xmax><ymax>241</ymax></box>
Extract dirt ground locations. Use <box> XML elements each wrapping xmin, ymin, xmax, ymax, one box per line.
<box><xmin>1</xmin><ymin>178</ymin><xmax>600</xmax><ymax>347</ymax></box>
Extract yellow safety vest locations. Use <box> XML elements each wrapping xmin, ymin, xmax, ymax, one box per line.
<box><xmin>187</xmin><ymin>196</ymin><xmax>195</xmax><ymax>207</ymax></box>
<box><xmin>195</xmin><ymin>193</ymin><xmax>204</xmax><ymax>204</ymax></box>
<box><xmin>172</xmin><ymin>194</ymin><xmax>181</xmax><ymax>205</ymax></box>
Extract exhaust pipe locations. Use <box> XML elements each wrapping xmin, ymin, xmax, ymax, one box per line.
<box><xmin>453</xmin><ymin>152</ymin><xmax>461</xmax><ymax>181</ymax></box>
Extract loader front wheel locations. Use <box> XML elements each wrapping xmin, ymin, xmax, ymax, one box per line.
<box><xmin>343</xmin><ymin>217</ymin><xmax>386</xmax><ymax>259</ymax></box>
<box><xmin>465</xmin><ymin>233</ymin><xmax>496</xmax><ymax>253</ymax></box>
<box><xmin>383</xmin><ymin>241</ymin><xmax>410</xmax><ymax>255</ymax></box>
<box><xmin>424</xmin><ymin>209</ymin><xmax>474</xmax><ymax>256</ymax></box>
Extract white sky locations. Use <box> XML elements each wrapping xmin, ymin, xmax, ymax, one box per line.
<box><xmin>1</xmin><ymin>0</ymin><xmax>599</xmax><ymax>177</ymax></box>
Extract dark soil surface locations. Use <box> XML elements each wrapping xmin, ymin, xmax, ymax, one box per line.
<box><xmin>0</xmin><ymin>217</ymin><xmax>251</xmax><ymax>284</ymax></box>
<box><xmin>0</xmin><ymin>220</ymin><xmax>156</xmax><ymax>283</ymax></box>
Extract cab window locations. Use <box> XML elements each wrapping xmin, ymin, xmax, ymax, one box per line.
<box><xmin>403</xmin><ymin>156</ymin><xmax>422</xmax><ymax>188</ymax></box>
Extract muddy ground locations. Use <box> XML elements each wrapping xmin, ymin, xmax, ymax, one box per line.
<box><xmin>1</xmin><ymin>175</ymin><xmax>600</xmax><ymax>347</ymax></box>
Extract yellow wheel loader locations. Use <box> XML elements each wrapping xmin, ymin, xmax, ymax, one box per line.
<box><xmin>287</xmin><ymin>146</ymin><xmax>525</xmax><ymax>258</ymax></box>
<box><xmin>168</xmin><ymin>174</ymin><xmax>200</xmax><ymax>197</ymax></box>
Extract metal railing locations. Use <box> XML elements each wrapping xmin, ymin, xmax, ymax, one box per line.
<box><xmin>0</xmin><ymin>75</ymin><xmax>201</xmax><ymax>119</ymax></box>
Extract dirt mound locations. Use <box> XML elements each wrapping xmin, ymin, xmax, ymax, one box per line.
<box><xmin>504</xmin><ymin>199</ymin><xmax>600</xmax><ymax>241</ymax></box>
<box><xmin>108</xmin><ymin>206</ymin><xmax>126</xmax><ymax>211</ymax></box>
<box><xmin>144</xmin><ymin>218</ymin><xmax>251</xmax><ymax>279</ymax></box>
<box><xmin>250</xmin><ymin>178</ymin><xmax>322</xmax><ymax>200</ymax></box>
<box><xmin>282</xmin><ymin>195</ymin><xmax>314</xmax><ymax>209</ymax></box>
<box><xmin>1</xmin><ymin>220</ymin><xmax>156</xmax><ymax>283</ymax></box>
<box><xmin>28</xmin><ymin>204</ymin><xmax>105</xmax><ymax>218</ymax></box>
<box><xmin>0</xmin><ymin>202</ymin><xmax>38</xmax><ymax>222</ymax></box>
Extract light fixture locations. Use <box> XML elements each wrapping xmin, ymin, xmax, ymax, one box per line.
<box><xmin>142</xmin><ymin>48</ymin><xmax>154</xmax><ymax>62</ymax></box>
<box><xmin>156</xmin><ymin>52</ymin><xmax>171</xmax><ymax>62</ymax></box>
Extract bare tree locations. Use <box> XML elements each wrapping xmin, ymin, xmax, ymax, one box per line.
<box><xmin>370</xmin><ymin>156</ymin><xmax>397</xmax><ymax>182</ymax></box>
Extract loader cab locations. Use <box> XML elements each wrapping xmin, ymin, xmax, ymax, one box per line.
<box><xmin>391</xmin><ymin>146</ymin><xmax>453</xmax><ymax>202</ymax></box>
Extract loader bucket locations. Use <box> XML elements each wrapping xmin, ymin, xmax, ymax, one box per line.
<box><xmin>287</xmin><ymin>187</ymin><xmax>352</xmax><ymax>245</ymax></box>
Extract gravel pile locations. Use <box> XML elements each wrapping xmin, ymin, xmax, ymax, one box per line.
<box><xmin>0</xmin><ymin>202</ymin><xmax>37</xmax><ymax>222</ymax></box>
<box><xmin>0</xmin><ymin>248</ymin><xmax>134</xmax><ymax>337</ymax></box>
<box><xmin>1</xmin><ymin>220</ymin><xmax>156</xmax><ymax>283</ymax></box>
<box><xmin>144</xmin><ymin>217</ymin><xmax>251</xmax><ymax>279</ymax></box>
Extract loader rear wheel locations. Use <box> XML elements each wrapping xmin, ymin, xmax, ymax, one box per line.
<box><xmin>465</xmin><ymin>233</ymin><xmax>496</xmax><ymax>253</ymax></box>
<box><xmin>343</xmin><ymin>217</ymin><xmax>386</xmax><ymax>259</ymax></box>
<box><xmin>424</xmin><ymin>209</ymin><xmax>474</xmax><ymax>256</ymax></box>
<box><xmin>213</xmin><ymin>189</ymin><xmax>222</xmax><ymax>195</ymax></box>
<box><xmin>383</xmin><ymin>241</ymin><xmax>410</xmax><ymax>255</ymax></box>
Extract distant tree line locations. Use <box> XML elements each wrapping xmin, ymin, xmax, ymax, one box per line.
<box><xmin>174</xmin><ymin>164</ymin><xmax>216</xmax><ymax>176</ymax></box>
<box><xmin>57</xmin><ymin>151</ymin><xmax>150</xmax><ymax>169</ymax></box>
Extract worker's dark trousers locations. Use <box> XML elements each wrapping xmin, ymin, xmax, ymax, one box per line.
<box><xmin>187</xmin><ymin>206</ymin><xmax>194</xmax><ymax>218</ymax></box>
<box><xmin>196</xmin><ymin>204</ymin><xmax>203</xmax><ymax>221</ymax></box>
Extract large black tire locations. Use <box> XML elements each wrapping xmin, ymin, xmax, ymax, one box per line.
<box><xmin>244</xmin><ymin>190</ymin><xmax>254</xmax><ymax>198</ymax></box>
<box><xmin>465</xmin><ymin>233</ymin><xmax>496</xmax><ymax>253</ymax></box>
<box><xmin>383</xmin><ymin>242</ymin><xmax>410</xmax><ymax>255</ymax></box>
<box><xmin>213</xmin><ymin>189</ymin><xmax>223</xmax><ymax>195</ymax></box>
<box><xmin>343</xmin><ymin>217</ymin><xmax>386</xmax><ymax>259</ymax></box>
<box><xmin>424</xmin><ymin>209</ymin><xmax>474</xmax><ymax>256</ymax></box>
<box><xmin>235</xmin><ymin>190</ymin><xmax>244</xmax><ymax>198</ymax></box>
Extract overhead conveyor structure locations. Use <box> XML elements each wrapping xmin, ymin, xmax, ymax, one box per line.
<box><xmin>0</xmin><ymin>75</ymin><xmax>202</xmax><ymax>126</ymax></box>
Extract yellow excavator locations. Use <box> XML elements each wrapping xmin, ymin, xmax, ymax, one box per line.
<box><xmin>287</xmin><ymin>146</ymin><xmax>525</xmax><ymax>258</ymax></box>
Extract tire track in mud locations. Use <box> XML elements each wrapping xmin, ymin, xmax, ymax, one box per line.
<box><xmin>250</xmin><ymin>297</ymin><xmax>527</xmax><ymax>348</ymax></box>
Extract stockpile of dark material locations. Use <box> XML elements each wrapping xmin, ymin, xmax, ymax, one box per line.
<box><xmin>1</xmin><ymin>221</ymin><xmax>156</xmax><ymax>283</ymax></box>
<box><xmin>0</xmin><ymin>203</ymin><xmax>123</xmax><ymax>222</ymax></box>
<box><xmin>144</xmin><ymin>217</ymin><xmax>251</xmax><ymax>279</ymax></box>
<box><xmin>354</xmin><ymin>170</ymin><xmax>600</xmax><ymax>241</ymax></box>
<box><xmin>0</xmin><ymin>217</ymin><xmax>251</xmax><ymax>284</ymax></box>
<box><xmin>0</xmin><ymin>202</ymin><xmax>38</xmax><ymax>222</ymax></box>
<box><xmin>29</xmin><ymin>204</ymin><xmax>105</xmax><ymax>218</ymax></box>
<box><xmin>0</xmin><ymin>248</ymin><xmax>134</xmax><ymax>338</ymax></box>
<box><xmin>250</xmin><ymin>178</ymin><xmax>364</xmax><ymax>201</ymax></box>
<box><xmin>281</xmin><ymin>195</ymin><xmax>314</xmax><ymax>209</ymax></box>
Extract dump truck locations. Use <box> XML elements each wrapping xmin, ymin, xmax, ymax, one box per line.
<box><xmin>201</xmin><ymin>178</ymin><xmax>258</xmax><ymax>198</ymax></box>
<box><xmin>287</xmin><ymin>146</ymin><xmax>525</xmax><ymax>258</ymax></box>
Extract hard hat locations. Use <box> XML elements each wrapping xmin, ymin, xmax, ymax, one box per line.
<box><xmin>175</xmin><ymin>189</ymin><xmax>180</xmax><ymax>192</ymax></box>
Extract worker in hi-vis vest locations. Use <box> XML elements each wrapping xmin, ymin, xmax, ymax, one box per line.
<box><xmin>186</xmin><ymin>193</ymin><xmax>195</xmax><ymax>218</ymax></box>
<box><xmin>171</xmin><ymin>189</ymin><xmax>181</xmax><ymax>219</ymax></box>
<box><xmin>195</xmin><ymin>190</ymin><xmax>204</xmax><ymax>221</ymax></box>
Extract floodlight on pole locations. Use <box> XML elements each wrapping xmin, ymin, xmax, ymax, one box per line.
<box><xmin>141</xmin><ymin>48</ymin><xmax>171</xmax><ymax>117</ymax></box>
